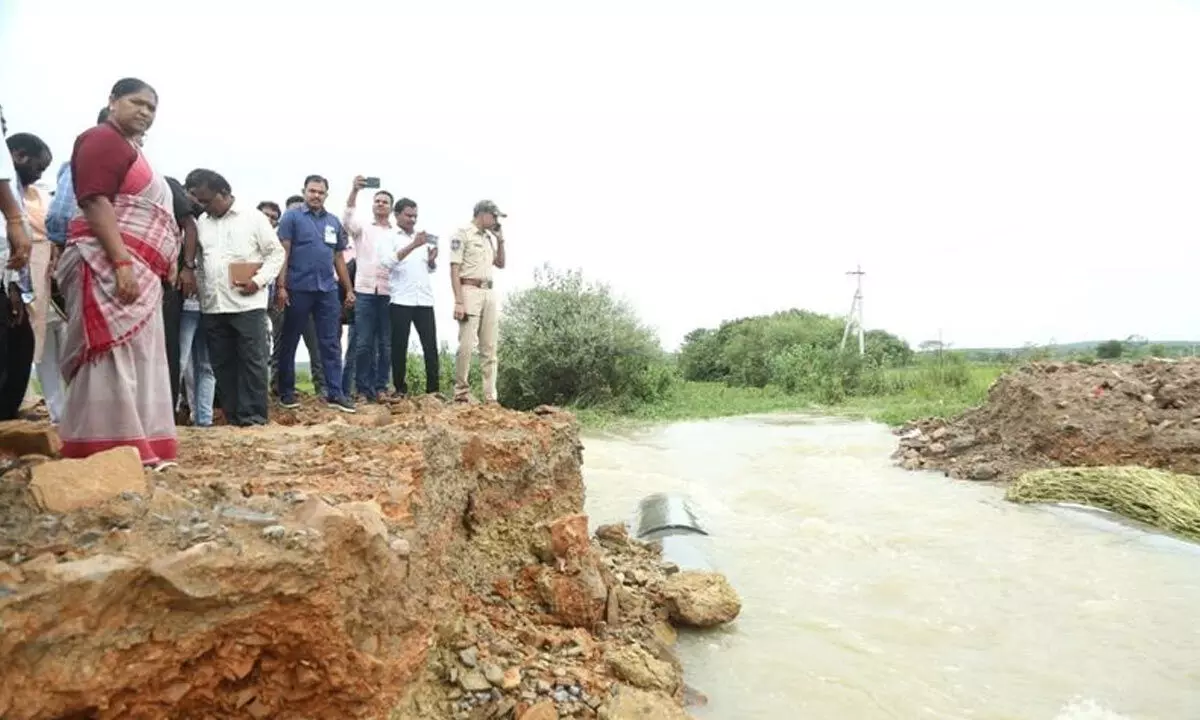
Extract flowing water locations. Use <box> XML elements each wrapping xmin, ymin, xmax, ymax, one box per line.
<box><xmin>581</xmin><ymin>415</ymin><xmax>1200</xmax><ymax>720</ymax></box>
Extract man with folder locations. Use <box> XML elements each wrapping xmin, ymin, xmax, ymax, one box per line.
<box><xmin>181</xmin><ymin>169</ymin><xmax>285</xmax><ymax>426</ymax></box>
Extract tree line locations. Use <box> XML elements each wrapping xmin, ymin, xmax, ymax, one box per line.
<box><xmin>491</xmin><ymin>266</ymin><xmax>949</xmax><ymax>411</ymax></box>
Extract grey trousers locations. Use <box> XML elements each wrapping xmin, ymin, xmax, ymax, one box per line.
<box><xmin>268</xmin><ymin>306</ymin><xmax>324</xmax><ymax>395</ymax></box>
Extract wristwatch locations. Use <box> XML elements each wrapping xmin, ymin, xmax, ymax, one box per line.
<box><xmin>183</xmin><ymin>258</ymin><xmax>197</xmax><ymax>270</ymax></box>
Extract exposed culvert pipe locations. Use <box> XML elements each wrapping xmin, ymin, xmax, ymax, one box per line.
<box><xmin>633</xmin><ymin>492</ymin><xmax>713</xmax><ymax>572</ymax></box>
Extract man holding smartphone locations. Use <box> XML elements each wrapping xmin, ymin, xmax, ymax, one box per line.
<box><xmin>449</xmin><ymin>200</ymin><xmax>506</xmax><ymax>404</ymax></box>
<box><xmin>381</xmin><ymin>197</ymin><xmax>440</xmax><ymax>397</ymax></box>
<box><xmin>342</xmin><ymin>175</ymin><xmax>394</xmax><ymax>401</ymax></box>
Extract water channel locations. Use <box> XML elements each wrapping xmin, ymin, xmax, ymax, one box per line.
<box><xmin>582</xmin><ymin>415</ymin><xmax>1200</xmax><ymax>720</ymax></box>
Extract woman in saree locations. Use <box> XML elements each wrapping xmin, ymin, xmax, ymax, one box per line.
<box><xmin>56</xmin><ymin>78</ymin><xmax>180</xmax><ymax>467</ymax></box>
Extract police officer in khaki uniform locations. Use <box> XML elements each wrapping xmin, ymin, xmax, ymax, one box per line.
<box><xmin>449</xmin><ymin>200</ymin><xmax>506</xmax><ymax>403</ymax></box>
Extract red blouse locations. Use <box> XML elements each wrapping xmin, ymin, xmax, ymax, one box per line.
<box><xmin>71</xmin><ymin>123</ymin><xmax>138</xmax><ymax>204</ymax></box>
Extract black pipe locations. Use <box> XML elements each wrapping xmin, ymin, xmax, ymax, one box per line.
<box><xmin>633</xmin><ymin>492</ymin><xmax>713</xmax><ymax>572</ymax></box>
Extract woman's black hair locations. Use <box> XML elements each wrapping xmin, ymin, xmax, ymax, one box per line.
<box><xmin>96</xmin><ymin>107</ymin><xmax>110</xmax><ymax>124</ymax></box>
<box><xmin>110</xmin><ymin>77</ymin><xmax>157</xmax><ymax>101</ymax></box>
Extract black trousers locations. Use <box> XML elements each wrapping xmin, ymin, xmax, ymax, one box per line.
<box><xmin>204</xmin><ymin>309</ymin><xmax>269</xmax><ymax>426</ymax></box>
<box><xmin>390</xmin><ymin>305</ymin><xmax>439</xmax><ymax>395</ymax></box>
<box><xmin>162</xmin><ymin>282</ymin><xmax>182</xmax><ymax>411</ymax></box>
<box><xmin>0</xmin><ymin>290</ymin><xmax>34</xmax><ymax>420</ymax></box>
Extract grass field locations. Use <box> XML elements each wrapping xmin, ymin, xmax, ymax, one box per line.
<box><xmin>233</xmin><ymin>360</ymin><xmax>1007</xmax><ymax>430</ymax></box>
<box><xmin>573</xmin><ymin>363</ymin><xmax>1006</xmax><ymax>430</ymax></box>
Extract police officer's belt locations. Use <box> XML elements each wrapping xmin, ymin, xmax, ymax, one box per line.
<box><xmin>461</xmin><ymin>278</ymin><xmax>493</xmax><ymax>289</ymax></box>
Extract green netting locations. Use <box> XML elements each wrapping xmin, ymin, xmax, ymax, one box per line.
<box><xmin>1006</xmin><ymin>466</ymin><xmax>1200</xmax><ymax>542</ymax></box>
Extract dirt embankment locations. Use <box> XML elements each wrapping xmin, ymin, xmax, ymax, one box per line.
<box><xmin>0</xmin><ymin>398</ymin><xmax>735</xmax><ymax>719</ymax></box>
<box><xmin>894</xmin><ymin>359</ymin><xmax>1200</xmax><ymax>482</ymax></box>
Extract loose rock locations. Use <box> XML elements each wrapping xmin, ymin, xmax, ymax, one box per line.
<box><xmin>29</xmin><ymin>446</ymin><xmax>146</xmax><ymax>513</ymax></box>
<box><xmin>662</xmin><ymin>571</ymin><xmax>742</xmax><ymax>628</ymax></box>
<box><xmin>606</xmin><ymin>645</ymin><xmax>680</xmax><ymax>692</ymax></box>
<box><xmin>459</xmin><ymin>670</ymin><xmax>492</xmax><ymax>692</ymax></box>
<box><xmin>0</xmin><ymin>420</ymin><xmax>62</xmax><ymax>457</ymax></box>
<box><xmin>604</xmin><ymin>685</ymin><xmax>692</xmax><ymax>720</ymax></box>
<box><xmin>482</xmin><ymin>662</ymin><xmax>504</xmax><ymax>686</ymax></box>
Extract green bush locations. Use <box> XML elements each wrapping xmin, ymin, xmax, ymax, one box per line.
<box><xmin>677</xmin><ymin>328</ymin><xmax>725</xmax><ymax>382</ymax></box>
<box><xmin>768</xmin><ymin>344</ymin><xmax>866</xmax><ymax>403</ymax></box>
<box><xmin>1096</xmin><ymin>340</ymin><xmax>1125</xmax><ymax>359</ymax></box>
<box><xmin>398</xmin><ymin>351</ymin><xmax>479</xmax><ymax>397</ymax></box>
<box><xmin>915</xmin><ymin>351</ymin><xmax>972</xmax><ymax>389</ymax></box>
<box><xmin>497</xmin><ymin>266</ymin><xmax>677</xmax><ymax>411</ymax></box>
<box><xmin>678</xmin><ymin>309</ymin><xmax>912</xmax><ymax>389</ymax></box>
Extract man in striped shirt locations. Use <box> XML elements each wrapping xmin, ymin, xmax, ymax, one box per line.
<box><xmin>342</xmin><ymin>176</ymin><xmax>396</xmax><ymax>401</ymax></box>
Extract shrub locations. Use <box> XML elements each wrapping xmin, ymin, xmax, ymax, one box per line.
<box><xmin>678</xmin><ymin>309</ymin><xmax>912</xmax><ymax>389</ymax></box>
<box><xmin>677</xmin><ymin>328</ymin><xmax>725</xmax><ymax>382</ymax></box>
<box><xmin>1095</xmin><ymin>340</ymin><xmax>1125</xmax><ymax>359</ymax></box>
<box><xmin>497</xmin><ymin>266</ymin><xmax>677</xmax><ymax>411</ymax></box>
<box><xmin>768</xmin><ymin>344</ymin><xmax>866</xmax><ymax>403</ymax></box>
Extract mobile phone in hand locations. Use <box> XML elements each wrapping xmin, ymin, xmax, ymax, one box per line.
<box><xmin>362</xmin><ymin>176</ymin><xmax>381</xmax><ymax>189</ymax></box>
<box><xmin>425</xmin><ymin>233</ymin><xmax>438</xmax><ymax>246</ymax></box>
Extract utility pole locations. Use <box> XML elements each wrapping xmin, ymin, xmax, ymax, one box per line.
<box><xmin>840</xmin><ymin>264</ymin><xmax>866</xmax><ymax>356</ymax></box>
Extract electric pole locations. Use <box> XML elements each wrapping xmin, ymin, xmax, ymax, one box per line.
<box><xmin>840</xmin><ymin>264</ymin><xmax>866</xmax><ymax>356</ymax></box>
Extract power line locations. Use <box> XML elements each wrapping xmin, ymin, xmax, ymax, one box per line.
<box><xmin>840</xmin><ymin>264</ymin><xmax>865</xmax><ymax>356</ymax></box>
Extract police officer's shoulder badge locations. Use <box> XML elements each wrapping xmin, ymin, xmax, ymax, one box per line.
<box><xmin>451</xmin><ymin>237</ymin><xmax>462</xmax><ymax>251</ymax></box>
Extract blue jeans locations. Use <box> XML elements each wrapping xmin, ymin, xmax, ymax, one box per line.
<box><xmin>342</xmin><ymin>323</ymin><xmax>357</xmax><ymax>397</ymax></box>
<box><xmin>354</xmin><ymin>293</ymin><xmax>392</xmax><ymax>397</ymax></box>
<box><xmin>278</xmin><ymin>289</ymin><xmax>344</xmax><ymax>400</ymax></box>
<box><xmin>179</xmin><ymin>308</ymin><xmax>216</xmax><ymax>426</ymax></box>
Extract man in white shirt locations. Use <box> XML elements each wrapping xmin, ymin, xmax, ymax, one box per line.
<box><xmin>8</xmin><ymin>132</ymin><xmax>61</xmax><ymax>423</ymax></box>
<box><xmin>342</xmin><ymin>176</ymin><xmax>395</xmax><ymax>402</ymax></box>
<box><xmin>181</xmin><ymin>169</ymin><xmax>284</xmax><ymax>426</ymax></box>
<box><xmin>0</xmin><ymin>104</ymin><xmax>35</xmax><ymax>421</ymax></box>
<box><xmin>380</xmin><ymin>197</ymin><xmax>440</xmax><ymax>396</ymax></box>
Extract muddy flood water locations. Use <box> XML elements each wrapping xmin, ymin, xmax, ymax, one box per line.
<box><xmin>581</xmin><ymin>415</ymin><xmax>1200</xmax><ymax>720</ymax></box>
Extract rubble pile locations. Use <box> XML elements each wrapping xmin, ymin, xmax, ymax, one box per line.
<box><xmin>0</xmin><ymin>397</ymin><xmax>740</xmax><ymax>720</ymax></box>
<box><xmin>893</xmin><ymin>359</ymin><xmax>1200</xmax><ymax>482</ymax></box>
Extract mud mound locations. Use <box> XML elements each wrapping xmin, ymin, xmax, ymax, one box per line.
<box><xmin>1007</xmin><ymin>466</ymin><xmax>1200</xmax><ymax>541</ymax></box>
<box><xmin>0</xmin><ymin>401</ymin><xmax>720</xmax><ymax>719</ymax></box>
<box><xmin>893</xmin><ymin>359</ymin><xmax>1200</xmax><ymax>482</ymax></box>
<box><xmin>0</xmin><ymin>404</ymin><xmax>576</xmax><ymax>719</ymax></box>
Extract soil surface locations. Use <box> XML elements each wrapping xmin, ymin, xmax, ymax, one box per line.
<box><xmin>894</xmin><ymin>359</ymin><xmax>1200</xmax><ymax>482</ymax></box>
<box><xmin>0</xmin><ymin>396</ymin><xmax>719</xmax><ymax>720</ymax></box>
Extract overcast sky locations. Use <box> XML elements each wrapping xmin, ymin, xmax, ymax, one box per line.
<box><xmin>2</xmin><ymin>0</ymin><xmax>1198</xmax><ymax>352</ymax></box>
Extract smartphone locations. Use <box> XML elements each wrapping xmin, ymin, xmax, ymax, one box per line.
<box><xmin>362</xmin><ymin>176</ymin><xmax>381</xmax><ymax>189</ymax></box>
<box><xmin>425</xmin><ymin>233</ymin><xmax>438</xmax><ymax>246</ymax></box>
